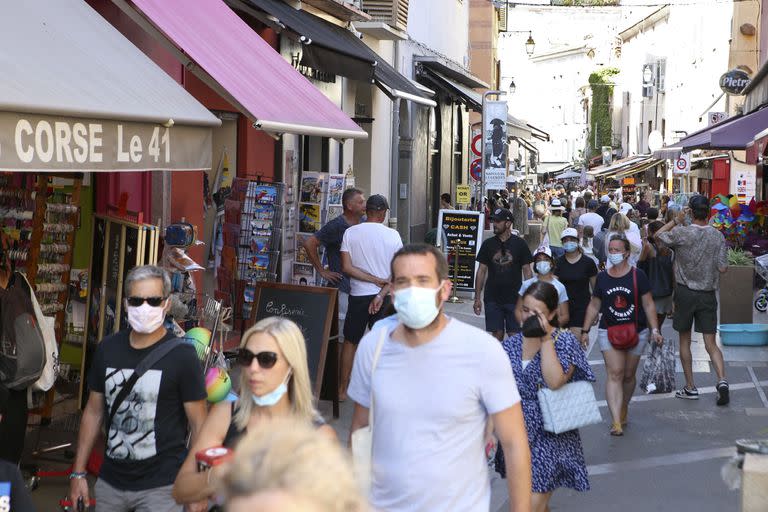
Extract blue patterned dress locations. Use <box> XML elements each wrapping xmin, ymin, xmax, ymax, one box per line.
<box><xmin>494</xmin><ymin>330</ymin><xmax>595</xmax><ymax>493</ymax></box>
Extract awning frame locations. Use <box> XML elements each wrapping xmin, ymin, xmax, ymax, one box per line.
<box><xmin>113</xmin><ymin>0</ymin><xmax>366</xmax><ymax>140</ymax></box>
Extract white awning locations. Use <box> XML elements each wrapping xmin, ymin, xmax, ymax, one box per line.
<box><xmin>0</xmin><ymin>0</ymin><xmax>220</xmax><ymax>172</ymax></box>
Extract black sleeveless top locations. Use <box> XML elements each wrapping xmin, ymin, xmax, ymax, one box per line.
<box><xmin>222</xmin><ymin>402</ymin><xmax>327</xmax><ymax>448</ymax></box>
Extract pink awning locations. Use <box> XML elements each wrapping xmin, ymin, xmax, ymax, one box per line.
<box><xmin>113</xmin><ymin>0</ymin><xmax>367</xmax><ymax>139</ymax></box>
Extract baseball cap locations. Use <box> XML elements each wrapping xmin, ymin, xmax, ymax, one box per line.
<box><xmin>366</xmin><ymin>194</ymin><xmax>389</xmax><ymax>211</ymax></box>
<box><xmin>534</xmin><ymin>246</ymin><xmax>553</xmax><ymax>258</ymax></box>
<box><xmin>490</xmin><ymin>208</ymin><xmax>514</xmax><ymax>222</ymax></box>
<box><xmin>619</xmin><ymin>203</ymin><xmax>633</xmax><ymax>215</ymax></box>
<box><xmin>600</xmin><ymin>194</ymin><xmax>611</xmax><ymax>203</ymax></box>
<box><xmin>561</xmin><ymin>227</ymin><xmax>578</xmax><ymax>240</ymax></box>
<box><xmin>587</xmin><ymin>199</ymin><xmax>599</xmax><ymax>209</ymax></box>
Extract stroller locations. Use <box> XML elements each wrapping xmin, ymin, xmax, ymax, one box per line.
<box><xmin>754</xmin><ymin>254</ymin><xmax>768</xmax><ymax>312</ymax></box>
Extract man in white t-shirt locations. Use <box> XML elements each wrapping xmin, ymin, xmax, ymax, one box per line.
<box><xmin>340</xmin><ymin>194</ymin><xmax>403</xmax><ymax>400</ymax></box>
<box><xmin>348</xmin><ymin>244</ymin><xmax>531</xmax><ymax>512</ymax></box>
<box><xmin>577</xmin><ymin>199</ymin><xmax>605</xmax><ymax>236</ymax></box>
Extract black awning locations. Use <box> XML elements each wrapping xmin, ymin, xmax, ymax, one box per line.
<box><xmin>230</xmin><ymin>0</ymin><xmax>432</xmax><ymax>104</ymax></box>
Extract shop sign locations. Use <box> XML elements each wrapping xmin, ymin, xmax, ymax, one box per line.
<box><xmin>456</xmin><ymin>184</ymin><xmax>471</xmax><ymax>205</ymax></box>
<box><xmin>484</xmin><ymin>169</ymin><xmax>506</xmax><ymax>191</ymax></box>
<box><xmin>0</xmin><ymin>112</ymin><xmax>212</xmax><ymax>171</ymax></box>
<box><xmin>673</xmin><ymin>153</ymin><xmax>690</xmax><ymax>175</ymax></box>
<box><xmin>482</xmin><ymin>99</ymin><xmax>508</xmax><ymax>176</ymax></box>
<box><xmin>437</xmin><ymin>209</ymin><xmax>484</xmax><ymax>291</ymax></box>
<box><xmin>719</xmin><ymin>69</ymin><xmax>751</xmax><ymax>96</ymax></box>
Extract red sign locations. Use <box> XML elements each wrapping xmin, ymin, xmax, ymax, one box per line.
<box><xmin>470</xmin><ymin>158</ymin><xmax>482</xmax><ymax>181</ymax></box>
<box><xmin>471</xmin><ymin>134</ymin><xmax>482</xmax><ymax>157</ymax></box>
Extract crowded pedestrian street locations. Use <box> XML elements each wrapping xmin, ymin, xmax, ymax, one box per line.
<box><xmin>4</xmin><ymin>0</ymin><xmax>768</xmax><ymax>511</ymax></box>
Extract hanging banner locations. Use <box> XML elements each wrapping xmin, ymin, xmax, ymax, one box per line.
<box><xmin>437</xmin><ymin>209</ymin><xmax>484</xmax><ymax>291</ymax></box>
<box><xmin>483</xmin><ymin>99</ymin><xmax>508</xmax><ymax>191</ymax></box>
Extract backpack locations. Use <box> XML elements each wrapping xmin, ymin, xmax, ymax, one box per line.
<box><xmin>0</xmin><ymin>272</ymin><xmax>47</xmax><ymax>390</ymax></box>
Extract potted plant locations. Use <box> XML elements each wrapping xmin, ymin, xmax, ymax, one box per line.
<box><xmin>719</xmin><ymin>248</ymin><xmax>754</xmax><ymax>325</ymax></box>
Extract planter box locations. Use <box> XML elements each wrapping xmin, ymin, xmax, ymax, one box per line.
<box><xmin>720</xmin><ymin>265</ymin><xmax>754</xmax><ymax>325</ymax></box>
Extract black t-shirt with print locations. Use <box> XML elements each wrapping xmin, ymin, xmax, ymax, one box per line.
<box><xmin>0</xmin><ymin>460</ymin><xmax>35</xmax><ymax>512</ymax></box>
<box><xmin>476</xmin><ymin>235</ymin><xmax>533</xmax><ymax>303</ymax></box>
<box><xmin>592</xmin><ymin>268</ymin><xmax>652</xmax><ymax>330</ymax></box>
<box><xmin>88</xmin><ymin>330</ymin><xmax>206</xmax><ymax>491</ymax></box>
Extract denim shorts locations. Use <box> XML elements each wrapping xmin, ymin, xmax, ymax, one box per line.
<box><xmin>597</xmin><ymin>328</ymin><xmax>649</xmax><ymax>356</ymax></box>
<box><xmin>484</xmin><ymin>301</ymin><xmax>520</xmax><ymax>334</ymax></box>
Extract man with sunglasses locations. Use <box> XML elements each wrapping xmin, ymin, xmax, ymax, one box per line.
<box><xmin>70</xmin><ymin>265</ymin><xmax>208</xmax><ymax>512</ymax></box>
<box><xmin>349</xmin><ymin>244</ymin><xmax>531</xmax><ymax>512</ymax></box>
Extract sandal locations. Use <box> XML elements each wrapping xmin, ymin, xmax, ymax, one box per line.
<box><xmin>610</xmin><ymin>422</ymin><xmax>624</xmax><ymax>436</ymax></box>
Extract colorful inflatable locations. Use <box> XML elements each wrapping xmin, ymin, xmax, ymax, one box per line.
<box><xmin>205</xmin><ymin>367</ymin><xmax>232</xmax><ymax>403</ymax></box>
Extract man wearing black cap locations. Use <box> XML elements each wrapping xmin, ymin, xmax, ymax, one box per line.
<box><xmin>656</xmin><ymin>195</ymin><xmax>729</xmax><ymax>405</ymax></box>
<box><xmin>0</xmin><ymin>385</ymin><xmax>35</xmax><ymax>512</ymax></box>
<box><xmin>474</xmin><ymin>208</ymin><xmax>534</xmax><ymax>340</ymax></box>
<box><xmin>340</xmin><ymin>194</ymin><xmax>402</xmax><ymax>399</ymax></box>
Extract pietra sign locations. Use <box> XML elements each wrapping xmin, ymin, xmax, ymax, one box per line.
<box><xmin>719</xmin><ymin>69</ymin><xmax>751</xmax><ymax>96</ymax></box>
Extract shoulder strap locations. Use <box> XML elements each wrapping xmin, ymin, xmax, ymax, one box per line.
<box><xmin>107</xmin><ymin>338</ymin><xmax>184</xmax><ymax>431</ymax></box>
<box><xmin>367</xmin><ymin>327</ymin><xmax>389</xmax><ymax>430</ymax></box>
<box><xmin>632</xmin><ymin>269</ymin><xmax>639</xmax><ymax>328</ymax></box>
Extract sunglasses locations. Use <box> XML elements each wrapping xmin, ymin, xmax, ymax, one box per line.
<box><xmin>125</xmin><ymin>296</ymin><xmax>167</xmax><ymax>307</ymax></box>
<box><xmin>236</xmin><ymin>348</ymin><xmax>278</xmax><ymax>369</ymax></box>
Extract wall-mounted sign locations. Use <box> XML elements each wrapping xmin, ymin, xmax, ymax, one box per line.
<box><xmin>674</xmin><ymin>152</ymin><xmax>690</xmax><ymax>175</ymax></box>
<box><xmin>456</xmin><ymin>185</ymin><xmax>471</xmax><ymax>205</ymax></box>
<box><xmin>719</xmin><ymin>69</ymin><xmax>751</xmax><ymax>96</ymax></box>
<box><xmin>708</xmin><ymin>112</ymin><xmax>728</xmax><ymax>126</ymax></box>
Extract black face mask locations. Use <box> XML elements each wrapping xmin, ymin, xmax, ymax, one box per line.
<box><xmin>521</xmin><ymin>314</ymin><xmax>547</xmax><ymax>338</ymax></box>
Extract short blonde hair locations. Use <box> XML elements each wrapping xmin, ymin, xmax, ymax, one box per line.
<box><xmin>218</xmin><ymin>417</ymin><xmax>366</xmax><ymax>512</ymax></box>
<box><xmin>233</xmin><ymin>317</ymin><xmax>316</xmax><ymax>430</ymax></box>
<box><xmin>608</xmin><ymin>212</ymin><xmax>631</xmax><ymax>232</ymax></box>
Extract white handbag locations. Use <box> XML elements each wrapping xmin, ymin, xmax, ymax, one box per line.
<box><xmin>350</xmin><ymin>328</ymin><xmax>388</xmax><ymax>494</ymax></box>
<box><xmin>538</xmin><ymin>380</ymin><xmax>601</xmax><ymax>434</ymax></box>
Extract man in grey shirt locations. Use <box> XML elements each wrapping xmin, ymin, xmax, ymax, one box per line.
<box><xmin>656</xmin><ymin>195</ymin><xmax>729</xmax><ymax>405</ymax></box>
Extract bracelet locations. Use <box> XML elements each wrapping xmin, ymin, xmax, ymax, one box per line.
<box><xmin>69</xmin><ymin>472</ymin><xmax>87</xmax><ymax>480</ymax></box>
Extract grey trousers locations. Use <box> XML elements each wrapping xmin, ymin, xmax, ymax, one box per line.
<box><xmin>94</xmin><ymin>479</ymin><xmax>182</xmax><ymax>512</ymax></box>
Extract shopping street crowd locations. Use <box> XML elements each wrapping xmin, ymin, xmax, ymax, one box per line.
<box><xmin>0</xmin><ymin>187</ymin><xmax>732</xmax><ymax>512</ymax></box>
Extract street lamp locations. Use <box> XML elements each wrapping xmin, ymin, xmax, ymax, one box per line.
<box><xmin>508</xmin><ymin>79</ymin><xmax>516</xmax><ymax>95</ymax></box>
<box><xmin>642</xmin><ymin>64</ymin><xmax>653</xmax><ymax>85</ymax></box>
<box><xmin>525</xmin><ymin>32</ymin><xmax>535</xmax><ymax>56</ymax></box>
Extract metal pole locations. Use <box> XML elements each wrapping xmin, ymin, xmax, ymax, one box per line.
<box><xmin>447</xmin><ymin>240</ymin><xmax>463</xmax><ymax>303</ymax></box>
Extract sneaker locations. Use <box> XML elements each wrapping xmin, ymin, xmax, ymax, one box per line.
<box><xmin>716</xmin><ymin>380</ymin><xmax>730</xmax><ymax>406</ymax></box>
<box><xmin>675</xmin><ymin>386</ymin><xmax>699</xmax><ymax>400</ymax></box>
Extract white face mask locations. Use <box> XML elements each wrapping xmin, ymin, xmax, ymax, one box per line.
<box><xmin>393</xmin><ymin>284</ymin><xmax>443</xmax><ymax>329</ymax></box>
<box><xmin>252</xmin><ymin>369</ymin><xmax>292</xmax><ymax>407</ymax></box>
<box><xmin>535</xmin><ymin>261</ymin><xmax>552</xmax><ymax>275</ymax></box>
<box><xmin>126</xmin><ymin>302</ymin><xmax>166</xmax><ymax>334</ymax></box>
<box><xmin>608</xmin><ymin>253</ymin><xmax>626</xmax><ymax>265</ymax></box>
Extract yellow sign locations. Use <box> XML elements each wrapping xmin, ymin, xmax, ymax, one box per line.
<box><xmin>456</xmin><ymin>185</ymin><xmax>471</xmax><ymax>205</ymax></box>
<box><xmin>623</xmin><ymin>177</ymin><xmax>635</xmax><ymax>185</ymax></box>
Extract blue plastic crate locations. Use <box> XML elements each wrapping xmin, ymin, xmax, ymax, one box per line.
<box><xmin>718</xmin><ymin>324</ymin><xmax>768</xmax><ymax>346</ymax></box>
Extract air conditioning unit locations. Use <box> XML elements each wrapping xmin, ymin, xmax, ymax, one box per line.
<box><xmin>498</xmin><ymin>5</ymin><xmax>508</xmax><ymax>32</ymax></box>
<box><xmin>361</xmin><ymin>0</ymin><xmax>409</xmax><ymax>32</ymax></box>
<box><xmin>642</xmin><ymin>85</ymin><xmax>654</xmax><ymax>98</ymax></box>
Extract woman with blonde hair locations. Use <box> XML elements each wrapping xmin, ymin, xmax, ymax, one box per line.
<box><xmin>219</xmin><ymin>416</ymin><xmax>366</xmax><ymax>512</ymax></box>
<box><xmin>605</xmin><ymin>212</ymin><xmax>642</xmax><ymax>269</ymax></box>
<box><xmin>173</xmin><ymin>317</ymin><xmax>335</xmax><ymax>509</ymax></box>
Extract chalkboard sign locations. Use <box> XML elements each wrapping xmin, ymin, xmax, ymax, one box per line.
<box><xmin>250</xmin><ymin>282</ymin><xmax>338</xmax><ymax>398</ymax></box>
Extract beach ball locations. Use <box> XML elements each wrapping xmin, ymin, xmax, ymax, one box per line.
<box><xmin>205</xmin><ymin>367</ymin><xmax>232</xmax><ymax>403</ymax></box>
<box><xmin>184</xmin><ymin>327</ymin><xmax>212</xmax><ymax>361</ymax></box>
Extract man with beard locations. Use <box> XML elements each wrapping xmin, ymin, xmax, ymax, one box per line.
<box><xmin>474</xmin><ymin>208</ymin><xmax>534</xmax><ymax>340</ymax></box>
<box><xmin>349</xmin><ymin>244</ymin><xmax>531</xmax><ymax>512</ymax></box>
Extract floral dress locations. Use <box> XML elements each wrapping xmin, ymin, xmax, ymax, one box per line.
<box><xmin>494</xmin><ymin>330</ymin><xmax>595</xmax><ymax>493</ymax></box>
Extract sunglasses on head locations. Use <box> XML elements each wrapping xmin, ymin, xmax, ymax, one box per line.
<box><xmin>126</xmin><ymin>296</ymin><xmax>167</xmax><ymax>307</ymax></box>
<box><xmin>236</xmin><ymin>348</ymin><xmax>278</xmax><ymax>369</ymax></box>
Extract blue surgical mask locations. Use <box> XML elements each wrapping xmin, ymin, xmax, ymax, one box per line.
<box><xmin>563</xmin><ymin>241</ymin><xmax>579</xmax><ymax>253</ymax></box>
<box><xmin>608</xmin><ymin>253</ymin><xmax>626</xmax><ymax>265</ymax></box>
<box><xmin>252</xmin><ymin>370</ymin><xmax>292</xmax><ymax>407</ymax></box>
<box><xmin>393</xmin><ymin>285</ymin><xmax>442</xmax><ymax>329</ymax></box>
<box><xmin>535</xmin><ymin>261</ymin><xmax>552</xmax><ymax>274</ymax></box>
